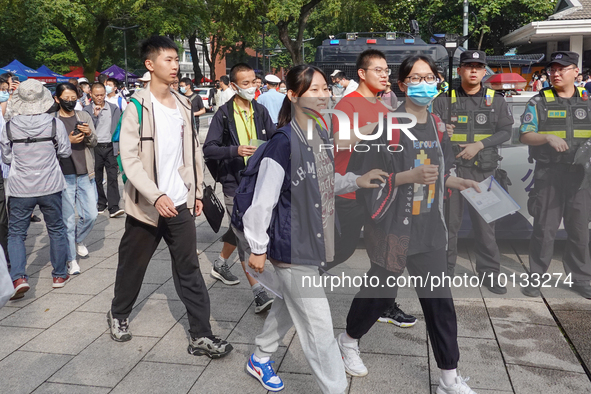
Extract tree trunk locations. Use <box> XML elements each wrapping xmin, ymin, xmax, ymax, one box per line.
<box><xmin>477</xmin><ymin>28</ymin><xmax>486</xmax><ymax>51</ymax></box>
<box><xmin>188</xmin><ymin>32</ymin><xmax>204</xmax><ymax>84</ymax></box>
<box><xmin>85</xmin><ymin>19</ymin><xmax>109</xmax><ymax>82</ymax></box>
<box><xmin>202</xmin><ymin>35</ymin><xmax>218</xmax><ymax>81</ymax></box>
<box><xmin>277</xmin><ymin>0</ymin><xmax>322</xmax><ymax>65</ymax></box>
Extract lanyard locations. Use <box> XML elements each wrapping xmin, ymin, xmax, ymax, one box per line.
<box><xmin>234</xmin><ymin>102</ymin><xmax>255</xmax><ymax>141</ymax></box>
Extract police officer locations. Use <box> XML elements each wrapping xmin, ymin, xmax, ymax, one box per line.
<box><xmin>432</xmin><ymin>50</ymin><xmax>513</xmax><ymax>294</ymax></box>
<box><xmin>519</xmin><ymin>51</ymin><xmax>591</xmax><ymax>299</ymax></box>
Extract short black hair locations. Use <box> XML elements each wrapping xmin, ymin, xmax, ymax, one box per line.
<box><xmin>180</xmin><ymin>77</ymin><xmax>193</xmax><ymax>87</ymax></box>
<box><xmin>140</xmin><ymin>35</ymin><xmax>178</xmax><ymax>62</ymax></box>
<box><xmin>255</xmin><ymin>73</ymin><xmax>263</xmax><ymax>81</ymax></box>
<box><xmin>220</xmin><ymin>75</ymin><xmax>230</xmax><ymax>85</ymax></box>
<box><xmin>230</xmin><ymin>63</ymin><xmax>254</xmax><ymax>83</ymax></box>
<box><xmin>68</xmin><ymin>77</ymin><xmax>79</xmax><ymax>86</ymax></box>
<box><xmin>106</xmin><ymin>78</ymin><xmax>119</xmax><ymax>87</ymax></box>
<box><xmin>398</xmin><ymin>55</ymin><xmax>439</xmax><ymax>84</ymax></box>
<box><xmin>356</xmin><ymin>49</ymin><xmax>386</xmax><ymax>71</ymax></box>
<box><xmin>98</xmin><ymin>74</ymin><xmax>108</xmax><ymax>84</ymax></box>
<box><xmin>91</xmin><ymin>82</ymin><xmax>106</xmax><ymax>92</ymax></box>
<box><xmin>56</xmin><ymin>83</ymin><xmax>78</xmax><ymax>98</ymax></box>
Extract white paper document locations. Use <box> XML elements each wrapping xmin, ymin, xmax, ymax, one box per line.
<box><xmin>245</xmin><ymin>264</ymin><xmax>284</xmax><ymax>299</ymax></box>
<box><xmin>460</xmin><ymin>175</ymin><xmax>521</xmax><ymax>224</ymax></box>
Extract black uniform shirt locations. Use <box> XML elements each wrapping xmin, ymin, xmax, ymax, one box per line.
<box><xmin>432</xmin><ymin>85</ymin><xmax>513</xmax><ymax>148</ymax></box>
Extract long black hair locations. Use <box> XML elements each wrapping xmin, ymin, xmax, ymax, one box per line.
<box><xmin>397</xmin><ymin>55</ymin><xmax>440</xmax><ymax>90</ymax></box>
<box><xmin>55</xmin><ymin>82</ymin><xmax>78</xmax><ymax>98</ymax></box>
<box><xmin>277</xmin><ymin>65</ymin><xmax>329</xmax><ymax>129</ymax></box>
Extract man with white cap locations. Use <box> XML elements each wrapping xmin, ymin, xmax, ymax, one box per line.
<box><xmin>256</xmin><ymin>74</ymin><xmax>285</xmax><ymax>125</ymax></box>
<box><xmin>0</xmin><ymin>79</ymin><xmax>72</xmax><ymax>299</ymax></box>
<box><xmin>137</xmin><ymin>71</ymin><xmax>151</xmax><ymax>89</ymax></box>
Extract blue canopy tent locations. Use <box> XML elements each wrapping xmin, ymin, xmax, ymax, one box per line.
<box><xmin>37</xmin><ymin>65</ymin><xmax>69</xmax><ymax>83</ymax></box>
<box><xmin>0</xmin><ymin>67</ymin><xmax>26</xmax><ymax>81</ymax></box>
<box><xmin>1</xmin><ymin>60</ymin><xmax>53</xmax><ymax>82</ymax></box>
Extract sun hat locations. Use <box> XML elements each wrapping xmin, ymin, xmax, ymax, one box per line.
<box><xmin>9</xmin><ymin>79</ymin><xmax>55</xmax><ymax>116</ymax></box>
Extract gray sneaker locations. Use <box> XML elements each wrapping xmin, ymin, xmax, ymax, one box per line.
<box><xmin>107</xmin><ymin>310</ymin><xmax>132</xmax><ymax>342</ymax></box>
<box><xmin>211</xmin><ymin>261</ymin><xmax>240</xmax><ymax>285</ymax></box>
<box><xmin>254</xmin><ymin>289</ymin><xmax>274</xmax><ymax>313</ymax></box>
<box><xmin>188</xmin><ymin>335</ymin><xmax>233</xmax><ymax>359</ymax></box>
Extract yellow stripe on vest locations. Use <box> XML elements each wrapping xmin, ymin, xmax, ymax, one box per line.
<box><xmin>451</xmin><ymin>133</ymin><xmax>468</xmax><ymax>142</ymax></box>
<box><xmin>574</xmin><ymin>130</ymin><xmax>591</xmax><ymax>138</ymax></box>
<box><xmin>543</xmin><ymin>90</ymin><xmax>555</xmax><ymax>103</ymax></box>
<box><xmin>539</xmin><ymin>130</ymin><xmax>566</xmax><ymax>138</ymax></box>
<box><xmin>474</xmin><ymin>134</ymin><xmax>492</xmax><ymax>141</ymax></box>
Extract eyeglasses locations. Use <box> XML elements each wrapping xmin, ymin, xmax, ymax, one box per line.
<box><xmin>546</xmin><ymin>66</ymin><xmax>576</xmax><ymax>76</ymax></box>
<box><xmin>364</xmin><ymin>67</ymin><xmax>391</xmax><ymax>77</ymax></box>
<box><xmin>461</xmin><ymin>64</ymin><xmax>486</xmax><ymax>70</ymax></box>
<box><xmin>404</xmin><ymin>74</ymin><xmax>438</xmax><ymax>85</ymax></box>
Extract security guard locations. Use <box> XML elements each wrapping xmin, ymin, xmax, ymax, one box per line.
<box><xmin>432</xmin><ymin>50</ymin><xmax>513</xmax><ymax>294</ymax></box>
<box><xmin>519</xmin><ymin>51</ymin><xmax>591</xmax><ymax>299</ymax></box>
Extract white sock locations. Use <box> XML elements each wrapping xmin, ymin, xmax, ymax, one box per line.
<box><xmin>253</xmin><ymin>354</ymin><xmax>270</xmax><ymax>363</ymax></box>
<box><xmin>215</xmin><ymin>255</ymin><xmax>226</xmax><ymax>268</ymax></box>
<box><xmin>441</xmin><ymin>368</ymin><xmax>458</xmax><ymax>387</ymax></box>
<box><xmin>252</xmin><ymin>283</ymin><xmax>263</xmax><ymax>296</ymax></box>
<box><xmin>340</xmin><ymin>332</ymin><xmax>358</xmax><ymax>346</ymax></box>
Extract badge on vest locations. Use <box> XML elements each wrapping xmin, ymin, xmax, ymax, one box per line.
<box><xmin>457</xmin><ymin>116</ymin><xmax>468</xmax><ymax>123</ymax></box>
<box><xmin>548</xmin><ymin>110</ymin><xmax>566</xmax><ymax>118</ymax></box>
<box><xmin>575</xmin><ymin>108</ymin><xmax>587</xmax><ymax>120</ymax></box>
<box><xmin>475</xmin><ymin>113</ymin><xmax>488</xmax><ymax>125</ymax></box>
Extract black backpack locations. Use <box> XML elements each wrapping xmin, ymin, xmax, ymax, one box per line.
<box><xmin>6</xmin><ymin>118</ymin><xmax>57</xmax><ymax>149</ymax></box>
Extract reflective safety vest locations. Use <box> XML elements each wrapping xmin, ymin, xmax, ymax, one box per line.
<box><xmin>449</xmin><ymin>88</ymin><xmax>496</xmax><ymax>144</ymax></box>
<box><xmin>530</xmin><ymin>87</ymin><xmax>591</xmax><ymax>165</ymax></box>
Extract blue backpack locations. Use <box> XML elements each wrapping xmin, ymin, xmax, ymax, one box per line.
<box><xmin>231</xmin><ymin>129</ymin><xmax>290</xmax><ymax>231</ymax></box>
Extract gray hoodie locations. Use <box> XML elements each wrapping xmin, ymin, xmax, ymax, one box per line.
<box><xmin>0</xmin><ymin>113</ymin><xmax>71</xmax><ymax>198</ymax></box>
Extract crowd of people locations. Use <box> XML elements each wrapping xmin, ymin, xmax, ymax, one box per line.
<box><xmin>1</xmin><ymin>34</ymin><xmax>591</xmax><ymax>394</ymax></box>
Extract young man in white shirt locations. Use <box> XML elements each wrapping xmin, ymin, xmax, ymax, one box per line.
<box><xmin>105</xmin><ymin>77</ymin><xmax>127</xmax><ymax>112</ymax></box>
<box><xmin>108</xmin><ymin>36</ymin><xmax>233</xmax><ymax>359</ymax></box>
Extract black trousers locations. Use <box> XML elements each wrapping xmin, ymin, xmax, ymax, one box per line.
<box><xmin>0</xmin><ymin>177</ymin><xmax>9</xmax><ymax>267</ymax></box>
<box><xmin>446</xmin><ymin>166</ymin><xmax>501</xmax><ymax>276</ymax></box>
<box><xmin>111</xmin><ymin>206</ymin><xmax>212</xmax><ymax>338</ymax></box>
<box><xmin>326</xmin><ymin>196</ymin><xmax>366</xmax><ymax>270</ymax></box>
<box><xmin>529</xmin><ymin>165</ymin><xmax>591</xmax><ymax>283</ymax></box>
<box><xmin>94</xmin><ymin>144</ymin><xmax>120</xmax><ymax>213</ymax></box>
<box><xmin>346</xmin><ymin>248</ymin><xmax>460</xmax><ymax>370</ymax></box>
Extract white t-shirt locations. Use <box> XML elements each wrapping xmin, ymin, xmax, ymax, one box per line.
<box><xmin>106</xmin><ymin>94</ymin><xmax>128</xmax><ymax>112</ymax></box>
<box><xmin>150</xmin><ymin>93</ymin><xmax>188</xmax><ymax>207</ymax></box>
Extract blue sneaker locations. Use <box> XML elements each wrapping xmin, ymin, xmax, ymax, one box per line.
<box><xmin>246</xmin><ymin>354</ymin><xmax>284</xmax><ymax>391</ymax></box>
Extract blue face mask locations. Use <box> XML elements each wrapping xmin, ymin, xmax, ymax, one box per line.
<box><xmin>0</xmin><ymin>91</ymin><xmax>8</xmax><ymax>103</ymax></box>
<box><xmin>180</xmin><ymin>86</ymin><xmax>187</xmax><ymax>94</ymax></box>
<box><xmin>335</xmin><ymin>83</ymin><xmax>343</xmax><ymax>89</ymax></box>
<box><xmin>406</xmin><ymin>82</ymin><xmax>439</xmax><ymax>106</ymax></box>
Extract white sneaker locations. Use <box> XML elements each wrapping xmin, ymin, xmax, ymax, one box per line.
<box><xmin>436</xmin><ymin>375</ymin><xmax>478</xmax><ymax>394</ymax></box>
<box><xmin>337</xmin><ymin>332</ymin><xmax>368</xmax><ymax>377</ymax></box>
<box><xmin>68</xmin><ymin>260</ymin><xmax>81</xmax><ymax>275</ymax></box>
<box><xmin>76</xmin><ymin>243</ymin><xmax>89</xmax><ymax>257</ymax></box>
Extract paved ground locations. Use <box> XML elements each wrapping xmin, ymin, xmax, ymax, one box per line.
<box><xmin>2</xmin><ymin>120</ymin><xmax>591</xmax><ymax>393</ymax></box>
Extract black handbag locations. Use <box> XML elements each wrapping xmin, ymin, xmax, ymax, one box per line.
<box><xmin>202</xmin><ymin>182</ymin><xmax>225</xmax><ymax>233</ymax></box>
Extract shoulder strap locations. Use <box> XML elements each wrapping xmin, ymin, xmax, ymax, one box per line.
<box><xmin>542</xmin><ymin>89</ymin><xmax>555</xmax><ymax>103</ymax></box>
<box><xmin>486</xmin><ymin>88</ymin><xmax>495</xmax><ymax>104</ymax></box>
<box><xmin>5</xmin><ymin>121</ymin><xmax>11</xmax><ymax>142</ymax></box>
<box><xmin>431</xmin><ymin>113</ymin><xmax>445</xmax><ymax>142</ymax></box>
<box><xmin>129</xmin><ymin>98</ymin><xmax>143</xmax><ymax>134</ymax></box>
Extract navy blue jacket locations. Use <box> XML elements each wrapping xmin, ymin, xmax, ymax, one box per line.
<box><xmin>264</xmin><ymin>123</ymin><xmax>330</xmax><ymax>267</ymax></box>
<box><xmin>203</xmin><ymin>96</ymin><xmax>276</xmax><ymax>197</ymax></box>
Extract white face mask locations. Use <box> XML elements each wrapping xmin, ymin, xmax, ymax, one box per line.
<box><xmin>233</xmin><ymin>84</ymin><xmax>256</xmax><ymax>101</ymax></box>
<box><xmin>105</xmin><ymin>85</ymin><xmax>114</xmax><ymax>94</ymax></box>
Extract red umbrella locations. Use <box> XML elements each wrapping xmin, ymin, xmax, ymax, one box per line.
<box><xmin>483</xmin><ymin>73</ymin><xmax>527</xmax><ymax>90</ymax></box>
<box><xmin>64</xmin><ymin>67</ymin><xmax>100</xmax><ymax>80</ymax></box>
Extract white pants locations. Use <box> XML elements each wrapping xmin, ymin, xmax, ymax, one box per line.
<box><xmin>254</xmin><ymin>264</ymin><xmax>347</xmax><ymax>394</ymax></box>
